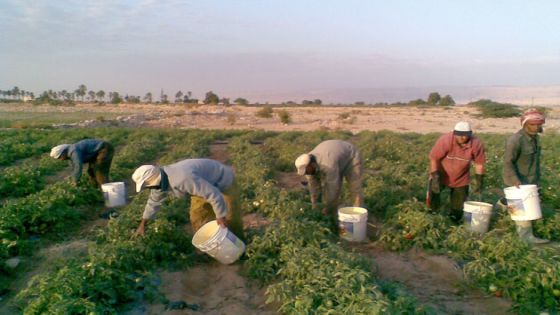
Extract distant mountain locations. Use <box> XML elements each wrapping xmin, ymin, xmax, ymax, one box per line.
<box><xmin>242</xmin><ymin>85</ymin><xmax>560</xmax><ymax>106</ymax></box>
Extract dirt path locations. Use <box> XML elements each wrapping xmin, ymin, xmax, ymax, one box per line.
<box><xmin>349</xmin><ymin>242</ymin><xmax>511</xmax><ymax>314</ymax></box>
<box><xmin>137</xmin><ymin>264</ymin><xmax>275</xmax><ymax>315</ymax></box>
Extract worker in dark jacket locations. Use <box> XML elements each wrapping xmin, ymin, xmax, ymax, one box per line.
<box><xmin>132</xmin><ymin>159</ymin><xmax>243</xmax><ymax>240</ymax></box>
<box><xmin>50</xmin><ymin>139</ymin><xmax>114</xmax><ymax>187</ymax></box>
<box><xmin>500</xmin><ymin>108</ymin><xmax>549</xmax><ymax>244</ymax></box>
<box><xmin>295</xmin><ymin>140</ymin><xmax>363</xmax><ymax>226</ymax></box>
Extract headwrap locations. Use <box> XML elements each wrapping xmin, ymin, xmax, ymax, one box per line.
<box><xmin>132</xmin><ymin>165</ymin><xmax>161</xmax><ymax>192</ymax></box>
<box><xmin>520</xmin><ymin>108</ymin><xmax>545</xmax><ymax>126</ymax></box>
<box><xmin>295</xmin><ymin>154</ymin><xmax>311</xmax><ymax>175</ymax></box>
<box><xmin>50</xmin><ymin>144</ymin><xmax>70</xmax><ymax>158</ymax></box>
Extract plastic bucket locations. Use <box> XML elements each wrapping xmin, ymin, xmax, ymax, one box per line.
<box><xmin>101</xmin><ymin>182</ymin><xmax>126</xmax><ymax>208</ymax></box>
<box><xmin>192</xmin><ymin>220</ymin><xmax>245</xmax><ymax>264</ymax></box>
<box><xmin>503</xmin><ymin>185</ymin><xmax>542</xmax><ymax>221</ymax></box>
<box><xmin>338</xmin><ymin>207</ymin><xmax>368</xmax><ymax>242</ymax></box>
<box><xmin>463</xmin><ymin>201</ymin><xmax>493</xmax><ymax>234</ymax></box>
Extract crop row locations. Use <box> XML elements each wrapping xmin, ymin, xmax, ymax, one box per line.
<box><xmin>0</xmin><ymin>129</ymin><xmax>133</xmax><ymax>199</ymax></box>
<box><xmin>229</xmin><ymin>132</ymin><xmax>428</xmax><ymax>314</ymax></box>
<box><xmin>15</xmin><ymin>129</ymin><xmax>222</xmax><ymax>314</ymax></box>
<box><xmin>0</xmin><ymin>130</ymin><xmax>170</xmax><ymax>279</ymax></box>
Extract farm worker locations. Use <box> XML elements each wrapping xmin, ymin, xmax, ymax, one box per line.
<box><xmin>50</xmin><ymin>139</ymin><xmax>114</xmax><ymax>188</ymax></box>
<box><xmin>428</xmin><ymin>121</ymin><xmax>486</xmax><ymax>223</ymax></box>
<box><xmin>499</xmin><ymin>108</ymin><xmax>549</xmax><ymax>244</ymax></box>
<box><xmin>132</xmin><ymin>158</ymin><xmax>243</xmax><ymax>240</ymax></box>
<box><xmin>294</xmin><ymin>140</ymin><xmax>364</xmax><ymax>224</ymax></box>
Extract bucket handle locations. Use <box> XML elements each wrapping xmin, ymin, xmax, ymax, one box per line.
<box><xmin>510</xmin><ymin>191</ymin><xmax>539</xmax><ymax>203</ymax></box>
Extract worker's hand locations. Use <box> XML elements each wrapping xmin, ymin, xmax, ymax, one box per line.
<box><xmin>514</xmin><ymin>180</ymin><xmax>522</xmax><ymax>188</ymax></box>
<box><xmin>471</xmin><ymin>174</ymin><xmax>484</xmax><ymax>194</ymax></box>
<box><xmin>216</xmin><ymin>217</ymin><xmax>227</xmax><ymax>228</ymax></box>
<box><xmin>429</xmin><ymin>171</ymin><xmax>441</xmax><ymax>194</ymax></box>
<box><xmin>135</xmin><ymin>219</ymin><xmax>146</xmax><ymax>237</ymax></box>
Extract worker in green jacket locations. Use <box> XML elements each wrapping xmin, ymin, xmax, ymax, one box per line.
<box><xmin>500</xmin><ymin>108</ymin><xmax>549</xmax><ymax>244</ymax></box>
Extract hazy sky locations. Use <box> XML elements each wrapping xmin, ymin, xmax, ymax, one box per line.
<box><xmin>1</xmin><ymin>0</ymin><xmax>560</xmax><ymax>102</ymax></box>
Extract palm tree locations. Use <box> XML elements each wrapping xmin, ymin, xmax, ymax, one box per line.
<box><xmin>96</xmin><ymin>90</ymin><xmax>105</xmax><ymax>102</ymax></box>
<box><xmin>143</xmin><ymin>92</ymin><xmax>153</xmax><ymax>103</ymax></box>
<box><xmin>175</xmin><ymin>90</ymin><xmax>183</xmax><ymax>103</ymax></box>
<box><xmin>88</xmin><ymin>90</ymin><xmax>96</xmax><ymax>102</ymax></box>
<box><xmin>76</xmin><ymin>84</ymin><xmax>87</xmax><ymax>102</ymax></box>
<box><xmin>11</xmin><ymin>86</ymin><xmax>20</xmax><ymax>100</ymax></box>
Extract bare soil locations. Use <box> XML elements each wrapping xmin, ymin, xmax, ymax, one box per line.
<box><xmin>2</xmin><ymin>102</ymin><xmax>559</xmax><ymax>134</ymax></box>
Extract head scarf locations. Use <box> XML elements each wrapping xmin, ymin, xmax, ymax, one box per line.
<box><xmin>50</xmin><ymin>144</ymin><xmax>70</xmax><ymax>158</ymax></box>
<box><xmin>132</xmin><ymin>165</ymin><xmax>161</xmax><ymax>192</ymax></box>
<box><xmin>295</xmin><ymin>154</ymin><xmax>311</xmax><ymax>175</ymax></box>
<box><xmin>520</xmin><ymin>108</ymin><xmax>545</xmax><ymax>126</ymax></box>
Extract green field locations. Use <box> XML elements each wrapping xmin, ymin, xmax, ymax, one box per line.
<box><xmin>1</xmin><ymin>126</ymin><xmax>560</xmax><ymax>314</ymax></box>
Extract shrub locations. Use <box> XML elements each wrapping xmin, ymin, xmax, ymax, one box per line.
<box><xmin>469</xmin><ymin>99</ymin><xmax>521</xmax><ymax>118</ymax></box>
<box><xmin>255</xmin><ymin>106</ymin><xmax>274</xmax><ymax>118</ymax></box>
<box><xmin>277</xmin><ymin>109</ymin><xmax>291</xmax><ymax>124</ymax></box>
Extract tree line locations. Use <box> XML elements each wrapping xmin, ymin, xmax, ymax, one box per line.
<box><xmin>1</xmin><ymin>85</ymin><xmax>456</xmax><ymax>107</ymax></box>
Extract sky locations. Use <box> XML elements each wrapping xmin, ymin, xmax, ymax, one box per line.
<box><xmin>1</xmin><ymin>0</ymin><xmax>560</xmax><ymax>103</ymax></box>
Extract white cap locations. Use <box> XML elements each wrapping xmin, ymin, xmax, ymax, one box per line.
<box><xmin>453</xmin><ymin>121</ymin><xmax>472</xmax><ymax>134</ymax></box>
<box><xmin>295</xmin><ymin>154</ymin><xmax>311</xmax><ymax>175</ymax></box>
<box><xmin>132</xmin><ymin>165</ymin><xmax>161</xmax><ymax>192</ymax></box>
<box><xmin>50</xmin><ymin>144</ymin><xmax>70</xmax><ymax>158</ymax></box>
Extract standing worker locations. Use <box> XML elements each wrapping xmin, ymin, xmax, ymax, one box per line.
<box><xmin>50</xmin><ymin>139</ymin><xmax>114</xmax><ymax>188</ymax></box>
<box><xmin>500</xmin><ymin>108</ymin><xmax>549</xmax><ymax>244</ymax></box>
<box><xmin>428</xmin><ymin>121</ymin><xmax>486</xmax><ymax>223</ymax></box>
<box><xmin>294</xmin><ymin>140</ymin><xmax>363</xmax><ymax>227</ymax></box>
<box><xmin>132</xmin><ymin>158</ymin><xmax>243</xmax><ymax>240</ymax></box>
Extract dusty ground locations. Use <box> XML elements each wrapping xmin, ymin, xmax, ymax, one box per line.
<box><xmin>2</xmin><ymin>102</ymin><xmax>559</xmax><ymax>134</ymax></box>
<box><xmin>351</xmin><ymin>242</ymin><xmax>511</xmax><ymax>314</ymax></box>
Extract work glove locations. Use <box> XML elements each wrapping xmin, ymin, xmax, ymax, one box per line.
<box><xmin>471</xmin><ymin>174</ymin><xmax>484</xmax><ymax>194</ymax></box>
<box><xmin>430</xmin><ymin>171</ymin><xmax>441</xmax><ymax>194</ymax></box>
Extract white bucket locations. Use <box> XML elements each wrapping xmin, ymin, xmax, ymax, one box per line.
<box><xmin>101</xmin><ymin>182</ymin><xmax>126</xmax><ymax>208</ymax></box>
<box><xmin>503</xmin><ymin>185</ymin><xmax>542</xmax><ymax>221</ymax></box>
<box><xmin>338</xmin><ymin>207</ymin><xmax>368</xmax><ymax>242</ymax></box>
<box><xmin>192</xmin><ymin>220</ymin><xmax>245</xmax><ymax>264</ymax></box>
<box><xmin>463</xmin><ymin>201</ymin><xmax>493</xmax><ymax>234</ymax></box>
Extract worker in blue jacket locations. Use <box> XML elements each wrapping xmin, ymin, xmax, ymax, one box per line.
<box><xmin>50</xmin><ymin>139</ymin><xmax>114</xmax><ymax>187</ymax></box>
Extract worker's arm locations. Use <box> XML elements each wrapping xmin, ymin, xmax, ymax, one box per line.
<box><xmin>136</xmin><ymin>189</ymin><xmax>167</xmax><ymax>236</ymax></box>
<box><xmin>70</xmin><ymin>152</ymin><xmax>83</xmax><ymax>183</ymax></box>
<box><xmin>306</xmin><ymin>174</ymin><xmax>321</xmax><ymax>209</ymax></box>
<box><xmin>503</xmin><ymin>136</ymin><xmax>522</xmax><ymax>187</ymax></box>
<box><xmin>323</xmin><ymin>167</ymin><xmax>342</xmax><ymax>212</ymax></box>
<box><xmin>429</xmin><ymin>158</ymin><xmax>439</xmax><ymax>174</ymax></box>
<box><xmin>475</xmin><ymin>163</ymin><xmax>484</xmax><ymax>175</ymax></box>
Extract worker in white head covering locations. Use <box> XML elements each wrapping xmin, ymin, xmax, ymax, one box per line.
<box><xmin>132</xmin><ymin>159</ymin><xmax>243</xmax><ymax>240</ymax></box>
<box><xmin>428</xmin><ymin>121</ymin><xmax>486</xmax><ymax>223</ymax></box>
<box><xmin>50</xmin><ymin>139</ymin><xmax>114</xmax><ymax>187</ymax></box>
<box><xmin>295</xmin><ymin>140</ymin><xmax>363</xmax><ymax>230</ymax></box>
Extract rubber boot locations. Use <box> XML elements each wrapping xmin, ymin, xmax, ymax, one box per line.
<box><xmin>515</xmin><ymin>220</ymin><xmax>549</xmax><ymax>244</ymax></box>
<box><xmin>495</xmin><ymin>198</ymin><xmax>508</xmax><ymax>212</ymax></box>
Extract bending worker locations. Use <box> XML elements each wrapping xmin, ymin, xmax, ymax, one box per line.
<box><xmin>500</xmin><ymin>108</ymin><xmax>549</xmax><ymax>244</ymax></box>
<box><xmin>428</xmin><ymin>121</ymin><xmax>486</xmax><ymax>223</ymax></box>
<box><xmin>50</xmin><ymin>139</ymin><xmax>114</xmax><ymax>188</ymax></box>
<box><xmin>295</xmin><ymin>140</ymin><xmax>363</xmax><ymax>225</ymax></box>
<box><xmin>132</xmin><ymin>158</ymin><xmax>243</xmax><ymax>239</ymax></box>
